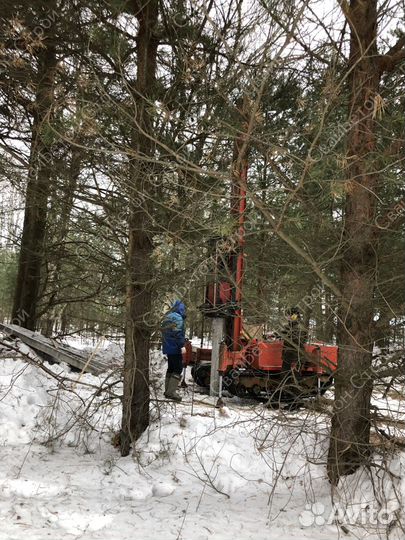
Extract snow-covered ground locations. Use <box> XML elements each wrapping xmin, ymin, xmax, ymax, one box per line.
<box><xmin>0</xmin><ymin>344</ymin><xmax>404</xmax><ymax>540</ymax></box>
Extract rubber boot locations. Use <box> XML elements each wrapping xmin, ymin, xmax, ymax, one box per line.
<box><xmin>165</xmin><ymin>374</ymin><xmax>182</xmax><ymax>402</ymax></box>
<box><xmin>164</xmin><ymin>372</ymin><xmax>170</xmax><ymax>395</ymax></box>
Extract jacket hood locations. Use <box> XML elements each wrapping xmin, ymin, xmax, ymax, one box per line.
<box><xmin>172</xmin><ymin>300</ymin><xmax>186</xmax><ymax>317</ymax></box>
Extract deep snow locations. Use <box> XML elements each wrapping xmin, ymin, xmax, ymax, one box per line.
<box><xmin>0</xmin><ymin>343</ymin><xmax>404</xmax><ymax>540</ymax></box>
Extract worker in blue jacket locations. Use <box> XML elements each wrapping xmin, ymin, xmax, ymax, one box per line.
<box><xmin>161</xmin><ymin>300</ymin><xmax>187</xmax><ymax>401</ymax></box>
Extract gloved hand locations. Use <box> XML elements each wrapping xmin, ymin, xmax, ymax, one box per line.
<box><xmin>181</xmin><ymin>347</ymin><xmax>186</xmax><ymax>354</ymax></box>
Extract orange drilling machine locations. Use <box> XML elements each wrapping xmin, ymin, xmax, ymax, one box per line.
<box><xmin>183</xmin><ymin>122</ymin><xmax>338</xmax><ymax>400</ymax></box>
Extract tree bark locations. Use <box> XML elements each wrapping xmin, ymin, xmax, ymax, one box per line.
<box><xmin>327</xmin><ymin>0</ymin><xmax>381</xmax><ymax>483</ymax></box>
<box><xmin>11</xmin><ymin>43</ymin><xmax>57</xmax><ymax>330</ymax></box>
<box><xmin>40</xmin><ymin>143</ymin><xmax>82</xmax><ymax>336</ymax></box>
<box><xmin>120</xmin><ymin>0</ymin><xmax>159</xmax><ymax>456</ymax></box>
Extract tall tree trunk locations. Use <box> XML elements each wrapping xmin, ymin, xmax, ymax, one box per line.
<box><xmin>120</xmin><ymin>0</ymin><xmax>159</xmax><ymax>456</ymax></box>
<box><xmin>40</xmin><ymin>143</ymin><xmax>82</xmax><ymax>336</ymax></box>
<box><xmin>11</xmin><ymin>43</ymin><xmax>57</xmax><ymax>329</ymax></box>
<box><xmin>327</xmin><ymin>0</ymin><xmax>380</xmax><ymax>483</ymax></box>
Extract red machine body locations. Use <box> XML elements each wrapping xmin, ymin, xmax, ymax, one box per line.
<box><xmin>219</xmin><ymin>340</ymin><xmax>338</xmax><ymax>374</ymax></box>
<box><xmin>184</xmin><ymin>340</ymin><xmax>338</xmax><ymax>374</ymax></box>
<box><xmin>184</xmin><ymin>338</ymin><xmax>337</xmax><ymax>396</ymax></box>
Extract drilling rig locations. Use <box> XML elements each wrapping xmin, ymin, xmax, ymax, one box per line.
<box><xmin>183</xmin><ymin>104</ymin><xmax>338</xmax><ymax>400</ymax></box>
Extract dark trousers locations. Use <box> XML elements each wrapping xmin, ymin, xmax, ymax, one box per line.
<box><xmin>166</xmin><ymin>353</ymin><xmax>183</xmax><ymax>376</ymax></box>
<box><xmin>281</xmin><ymin>348</ymin><xmax>297</xmax><ymax>374</ymax></box>
<box><xmin>278</xmin><ymin>348</ymin><xmax>302</xmax><ymax>402</ymax></box>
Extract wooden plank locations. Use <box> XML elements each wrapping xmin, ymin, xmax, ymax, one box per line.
<box><xmin>0</xmin><ymin>323</ymin><xmax>110</xmax><ymax>375</ymax></box>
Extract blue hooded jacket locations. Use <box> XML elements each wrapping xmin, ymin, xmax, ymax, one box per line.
<box><xmin>161</xmin><ymin>300</ymin><xmax>186</xmax><ymax>355</ymax></box>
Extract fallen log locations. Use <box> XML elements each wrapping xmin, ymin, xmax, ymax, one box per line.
<box><xmin>0</xmin><ymin>323</ymin><xmax>110</xmax><ymax>375</ymax></box>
